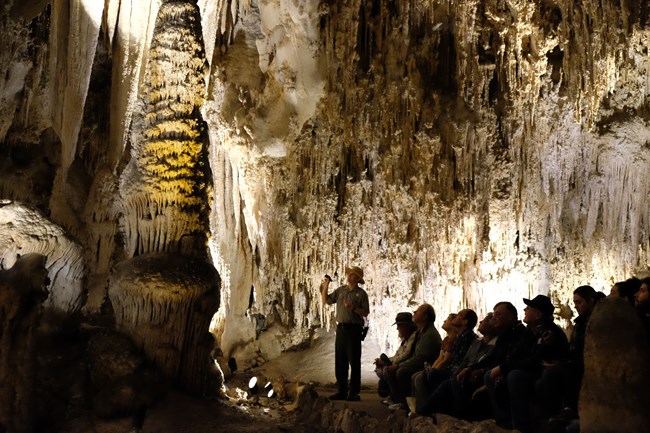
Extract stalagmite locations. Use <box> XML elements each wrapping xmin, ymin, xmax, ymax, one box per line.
<box><xmin>109</xmin><ymin>253</ymin><xmax>220</xmax><ymax>394</ymax></box>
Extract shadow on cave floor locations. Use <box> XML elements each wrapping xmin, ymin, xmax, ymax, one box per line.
<box><xmin>61</xmin><ymin>389</ymin><xmax>298</xmax><ymax>433</ymax></box>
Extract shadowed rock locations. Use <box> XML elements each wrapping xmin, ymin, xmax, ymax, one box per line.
<box><xmin>580</xmin><ymin>297</ymin><xmax>650</xmax><ymax>432</ymax></box>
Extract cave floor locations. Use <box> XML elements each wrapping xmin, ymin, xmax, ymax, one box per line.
<box><xmin>61</xmin><ymin>389</ymin><xmax>296</xmax><ymax>433</ymax></box>
<box><xmin>59</xmin><ymin>387</ymin><xmax>391</xmax><ymax>433</ymax></box>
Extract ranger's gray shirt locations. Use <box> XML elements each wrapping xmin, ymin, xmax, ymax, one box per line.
<box><xmin>326</xmin><ymin>285</ymin><xmax>369</xmax><ymax>326</ymax></box>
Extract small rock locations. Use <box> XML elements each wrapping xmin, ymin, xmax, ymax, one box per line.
<box><xmin>405</xmin><ymin>415</ymin><xmax>437</xmax><ymax>433</ymax></box>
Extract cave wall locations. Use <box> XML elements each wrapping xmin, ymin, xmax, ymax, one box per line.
<box><xmin>0</xmin><ymin>0</ymin><xmax>649</xmax><ymax>365</ymax></box>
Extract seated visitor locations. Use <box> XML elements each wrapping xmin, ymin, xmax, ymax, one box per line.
<box><xmin>374</xmin><ymin>312</ymin><xmax>417</xmax><ymax>401</ymax></box>
<box><xmin>485</xmin><ymin>295</ymin><xmax>569</xmax><ymax>433</ymax></box>
<box><xmin>551</xmin><ymin>285</ymin><xmax>599</xmax><ymax>424</ymax></box>
<box><xmin>412</xmin><ymin>309</ymin><xmax>477</xmax><ymax>412</ymax></box>
<box><xmin>384</xmin><ymin>303</ymin><xmax>442</xmax><ymax>410</ymax></box>
<box><xmin>431</xmin><ymin>312</ymin><xmax>459</xmax><ymax>370</ymax></box>
<box><xmin>635</xmin><ymin>277</ymin><xmax>650</xmax><ymax>345</ymax></box>
<box><xmin>415</xmin><ymin>312</ymin><xmax>498</xmax><ymax>419</ymax></box>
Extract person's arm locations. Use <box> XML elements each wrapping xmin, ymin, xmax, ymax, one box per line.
<box><xmin>432</xmin><ymin>350</ymin><xmax>449</xmax><ymax>369</ymax></box>
<box><xmin>351</xmin><ymin>304</ymin><xmax>368</xmax><ymax>317</ymax></box>
<box><xmin>399</xmin><ymin>327</ymin><xmax>442</xmax><ymax>370</ymax></box>
<box><xmin>321</xmin><ymin>279</ymin><xmax>335</xmax><ymax>305</ymax></box>
<box><xmin>353</xmin><ymin>290</ymin><xmax>370</xmax><ymax>317</ymax></box>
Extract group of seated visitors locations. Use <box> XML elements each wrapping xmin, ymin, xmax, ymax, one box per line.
<box><xmin>370</xmin><ymin>277</ymin><xmax>650</xmax><ymax>433</ymax></box>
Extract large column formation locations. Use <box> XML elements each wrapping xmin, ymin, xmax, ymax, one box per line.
<box><xmin>119</xmin><ymin>0</ymin><xmax>211</xmax><ymax>259</ymax></box>
<box><xmin>112</xmin><ymin>0</ymin><xmax>220</xmax><ymax>395</ymax></box>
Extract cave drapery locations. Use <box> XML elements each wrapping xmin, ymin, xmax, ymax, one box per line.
<box><xmin>0</xmin><ymin>0</ymin><xmax>649</xmax><ymax>368</ymax></box>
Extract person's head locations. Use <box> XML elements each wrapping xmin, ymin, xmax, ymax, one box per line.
<box><xmin>610</xmin><ymin>277</ymin><xmax>641</xmax><ymax>304</ymax></box>
<box><xmin>345</xmin><ymin>266</ymin><xmax>365</xmax><ymax>287</ymax></box>
<box><xmin>413</xmin><ymin>303</ymin><xmax>436</xmax><ymax>328</ymax></box>
<box><xmin>635</xmin><ymin>278</ymin><xmax>650</xmax><ymax>311</ymax></box>
<box><xmin>573</xmin><ymin>285</ymin><xmax>597</xmax><ymax>317</ymax></box>
<box><xmin>523</xmin><ymin>295</ymin><xmax>554</xmax><ymax>326</ymax></box>
<box><xmin>442</xmin><ymin>313</ymin><xmax>458</xmax><ymax>332</ymax></box>
<box><xmin>477</xmin><ymin>312</ymin><xmax>497</xmax><ymax>338</ymax></box>
<box><xmin>492</xmin><ymin>302</ymin><xmax>518</xmax><ymax>332</ymax></box>
<box><xmin>452</xmin><ymin>308</ymin><xmax>478</xmax><ymax>331</ymax></box>
<box><xmin>393</xmin><ymin>312</ymin><xmax>417</xmax><ymax>339</ymax></box>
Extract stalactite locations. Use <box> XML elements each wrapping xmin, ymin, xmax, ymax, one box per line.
<box><xmin>48</xmin><ymin>0</ymin><xmax>104</xmax><ymax>176</ymax></box>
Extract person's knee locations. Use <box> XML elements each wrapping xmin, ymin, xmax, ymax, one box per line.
<box><xmin>396</xmin><ymin>367</ymin><xmax>414</xmax><ymax>382</ymax></box>
<box><xmin>507</xmin><ymin>369</ymin><xmax>530</xmax><ymax>384</ymax></box>
<box><xmin>483</xmin><ymin>370</ymin><xmax>494</xmax><ymax>389</ymax></box>
<box><xmin>507</xmin><ymin>369</ymin><xmax>532</xmax><ymax>395</ymax></box>
<box><xmin>412</xmin><ymin>371</ymin><xmax>425</xmax><ymax>387</ymax></box>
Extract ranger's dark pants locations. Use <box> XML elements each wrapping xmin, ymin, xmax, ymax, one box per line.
<box><xmin>335</xmin><ymin>323</ymin><xmax>362</xmax><ymax>396</ymax></box>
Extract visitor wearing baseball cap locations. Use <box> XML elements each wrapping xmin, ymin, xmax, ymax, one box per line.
<box><xmin>523</xmin><ymin>294</ymin><xmax>555</xmax><ymax>316</ymax></box>
<box><xmin>485</xmin><ymin>294</ymin><xmax>569</xmax><ymax>432</ymax></box>
<box><xmin>320</xmin><ymin>265</ymin><xmax>370</xmax><ymax>402</ymax></box>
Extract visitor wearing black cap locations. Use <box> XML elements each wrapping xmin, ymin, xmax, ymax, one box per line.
<box><xmin>321</xmin><ymin>265</ymin><xmax>370</xmax><ymax>401</ymax></box>
<box><xmin>484</xmin><ymin>295</ymin><xmax>568</xmax><ymax>432</ymax></box>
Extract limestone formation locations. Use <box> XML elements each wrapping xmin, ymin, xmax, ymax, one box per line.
<box><xmin>580</xmin><ymin>297</ymin><xmax>650</xmax><ymax>433</ymax></box>
<box><xmin>109</xmin><ymin>253</ymin><xmax>220</xmax><ymax>395</ymax></box>
<box><xmin>0</xmin><ymin>0</ymin><xmax>649</xmax><ymax>414</ymax></box>
<box><xmin>119</xmin><ymin>0</ymin><xmax>212</xmax><ymax>259</ymax></box>
<box><xmin>0</xmin><ymin>202</ymin><xmax>85</xmax><ymax>312</ymax></box>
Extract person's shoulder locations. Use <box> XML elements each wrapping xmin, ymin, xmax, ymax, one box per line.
<box><xmin>425</xmin><ymin>323</ymin><xmax>442</xmax><ymax>338</ymax></box>
<box><xmin>513</xmin><ymin>322</ymin><xmax>528</xmax><ymax>334</ymax></box>
<box><xmin>461</xmin><ymin>329</ymin><xmax>478</xmax><ymax>339</ymax></box>
<box><xmin>550</xmin><ymin>321</ymin><xmax>569</xmax><ymax>339</ymax></box>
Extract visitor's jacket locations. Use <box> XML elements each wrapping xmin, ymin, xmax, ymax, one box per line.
<box><xmin>640</xmin><ymin>311</ymin><xmax>650</xmax><ymax>346</ymax></box>
<box><xmin>568</xmin><ymin>313</ymin><xmax>590</xmax><ymax>371</ymax></box>
<box><xmin>471</xmin><ymin>321</ymin><xmax>526</xmax><ymax>371</ymax></box>
<box><xmin>447</xmin><ymin>329</ymin><xmax>478</xmax><ymax>374</ymax></box>
<box><xmin>500</xmin><ymin>320</ymin><xmax>569</xmax><ymax>375</ymax></box>
<box><xmin>458</xmin><ymin>336</ymin><xmax>498</xmax><ymax>372</ymax></box>
<box><xmin>390</xmin><ymin>331</ymin><xmax>418</xmax><ymax>365</ymax></box>
<box><xmin>397</xmin><ymin>323</ymin><xmax>442</xmax><ymax>370</ymax></box>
